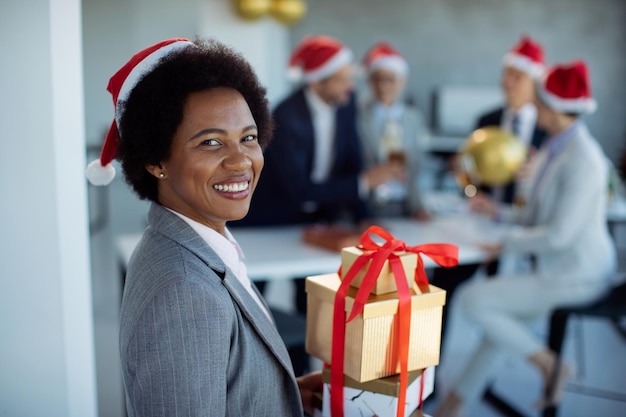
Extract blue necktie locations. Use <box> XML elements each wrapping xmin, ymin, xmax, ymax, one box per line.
<box><xmin>511</xmin><ymin>114</ymin><xmax>521</xmax><ymax>138</ymax></box>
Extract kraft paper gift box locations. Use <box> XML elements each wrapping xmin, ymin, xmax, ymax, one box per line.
<box><xmin>320</xmin><ymin>366</ymin><xmax>435</xmax><ymax>417</ymax></box>
<box><xmin>341</xmin><ymin>246</ymin><xmax>418</xmax><ymax>295</ymax></box>
<box><xmin>306</xmin><ymin>273</ymin><xmax>446</xmax><ymax>382</ymax></box>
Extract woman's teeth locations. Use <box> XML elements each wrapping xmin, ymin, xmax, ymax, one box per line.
<box><xmin>213</xmin><ymin>182</ymin><xmax>249</xmax><ymax>192</ymax></box>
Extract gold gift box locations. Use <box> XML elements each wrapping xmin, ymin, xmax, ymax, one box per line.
<box><xmin>306</xmin><ymin>273</ymin><xmax>446</xmax><ymax>382</ymax></box>
<box><xmin>341</xmin><ymin>246</ymin><xmax>418</xmax><ymax>295</ymax></box>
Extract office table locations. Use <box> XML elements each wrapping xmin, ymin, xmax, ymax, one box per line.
<box><xmin>116</xmin><ymin>211</ymin><xmax>508</xmax><ymax>281</ymax></box>
<box><xmin>115</xmin><ymin>189</ymin><xmax>626</xmax><ymax>281</ymax></box>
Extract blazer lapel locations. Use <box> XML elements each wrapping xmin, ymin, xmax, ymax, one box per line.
<box><xmin>148</xmin><ymin>204</ymin><xmax>296</xmax><ymax>377</ymax></box>
<box><xmin>222</xmin><ymin>275</ymin><xmax>295</xmax><ymax>375</ymax></box>
<box><xmin>525</xmin><ymin>142</ymin><xmax>569</xmax><ymax>224</ymax></box>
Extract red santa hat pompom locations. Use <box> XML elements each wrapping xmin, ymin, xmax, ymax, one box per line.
<box><xmin>362</xmin><ymin>42</ymin><xmax>409</xmax><ymax>77</ymax></box>
<box><xmin>86</xmin><ymin>38</ymin><xmax>195</xmax><ymax>186</ymax></box>
<box><xmin>287</xmin><ymin>35</ymin><xmax>353</xmax><ymax>83</ymax></box>
<box><xmin>503</xmin><ymin>36</ymin><xmax>545</xmax><ymax>79</ymax></box>
<box><xmin>537</xmin><ymin>60</ymin><xmax>597</xmax><ymax>114</ymax></box>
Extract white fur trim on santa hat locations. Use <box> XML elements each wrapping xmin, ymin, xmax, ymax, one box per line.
<box><xmin>368</xmin><ymin>55</ymin><xmax>409</xmax><ymax>77</ymax></box>
<box><xmin>537</xmin><ymin>86</ymin><xmax>597</xmax><ymax>114</ymax></box>
<box><xmin>86</xmin><ymin>159</ymin><xmax>116</xmax><ymax>186</ymax></box>
<box><xmin>503</xmin><ymin>52</ymin><xmax>545</xmax><ymax>79</ymax></box>
<box><xmin>286</xmin><ymin>65</ymin><xmax>304</xmax><ymax>83</ymax></box>
<box><xmin>115</xmin><ymin>40</ymin><xmax>194</xmax><ymax>126</ymax></box>
<box><xmin>299</xmin><ymin>48</ymin><xmax>353</xmax><ymax>83</ymax></box>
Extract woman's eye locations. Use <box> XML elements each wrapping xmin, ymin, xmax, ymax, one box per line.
<box><xmin>200</xmin><ymin>138</ymin><xmax>220</xmax><ymax>146</ymax></box>
<box><xmin>242</xmin><ymin>134</ymin><xmax>257</xmax><ymax>142</ymax></box>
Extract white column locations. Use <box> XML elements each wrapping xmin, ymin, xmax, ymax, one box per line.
<box><xmin>0</xmin><ymin>0</ymin><xmax>97</xmax><ymax>416</ymax></box>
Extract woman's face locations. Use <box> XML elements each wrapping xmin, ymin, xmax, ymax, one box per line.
<box><xmin>150</xmin><ymin>87</ymin><xmax>263</xmax><ymax>233</ymax></box>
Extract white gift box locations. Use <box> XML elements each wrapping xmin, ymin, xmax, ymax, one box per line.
<box><xmin>321</xmin><ymin>366</ymin><xmax>435</xmax><ymax>417</ymax></box>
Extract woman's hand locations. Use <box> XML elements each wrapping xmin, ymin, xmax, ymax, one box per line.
<box><xmin>412</xmin><ymin>208</ymin><xmax>432</xmax><ymax>222</ymax></box>
<box><xmin>363</xmin><ymin>162</ymin><xmax>406</xmax><ymax>189</ymax></box>
<box><xmin>467</xmin><ymin>192</ymin><xmax>499</xmax><ymax>219</ymax></box>
<box><xmin>296</xmin><ymin>370</ymin><xmax>323</xmax><ymax>416</ymax></box>
<box><xmin>477</xmin><ymin>242</ymin><xmax>503</xmax><ymax>263</ymax></box>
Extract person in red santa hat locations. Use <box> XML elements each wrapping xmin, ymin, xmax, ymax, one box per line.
<box><xmin>435</xmin><ymin>60</ymin><xmax>617</xmax><ymax>417</ymax></box>
<box><xmin>87</xmin><ymin>38</ymin><xmax>323</xmax><ymax>417</ymax></box>
<box><xmin>440</xmin><ymin>36</ymin><xmax>551</xmax><ymax>292</ymax></box>
<box><xmin>357</xmin><ymin>41</ymin><xmax>431</xmax><ymax>221</ymax></box>
<box><xmin>475</xmin><ymin>35</ymin><xmax>549</xmax><ymax>206</ymax></box>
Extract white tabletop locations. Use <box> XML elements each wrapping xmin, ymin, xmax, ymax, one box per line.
<box><xmin>116</xmin><ymin>190</ymin><xmax>626</xmax><ymax>282</ymax></box>
<box><xmin>115</xmin><ymin>200</ymin><xmax>506</xmax><ymax>282</ymax></box>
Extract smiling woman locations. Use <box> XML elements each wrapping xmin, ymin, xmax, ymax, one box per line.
<box><xmin>145</xmin><ymin>88</ymin><xmax>264</xmax><ymax>234</ymax></box>
<box><xmin>86</xmin><ymin>38</ymin><xmax>322</xmax><ymax>416</ymax></box>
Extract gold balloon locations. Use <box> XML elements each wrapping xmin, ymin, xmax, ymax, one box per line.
<box><xmin>270</xmin><ymin>0</ymin><xmax>307</xmax><ymax>25</ymax></box>
<box><xmin>456</xmin><ymin>127</ymin><xmax>527</xmax><ymax>186</ymax></box>
<box><xmin>235</xmin><ymin>0</ymin><xmax>272</xmax><ymax>21</ymax></box>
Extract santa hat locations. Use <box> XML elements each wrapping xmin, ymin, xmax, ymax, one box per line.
<box><xmin>362</xmin><ymin>42</ymin><xmax>408</xmax><ymax>77</ymax></box>
<box><xmin>85</xmin><ymin>38</ymin><xmax>195</xmax><ymax>186</ymax></box>
<box><xmin>503</xmin><ymin>36</ymin><xmax>545</xmax><ymax>78</ymax></box>
<box><xmin>287</xmin><ymin>35</ymin><xmax>353</xmax><ymax>83</ymax></box>
<box><xmin>536</xmin><ymin>60</ymin><xmax>597</xmax><ymax>114</ymax></box>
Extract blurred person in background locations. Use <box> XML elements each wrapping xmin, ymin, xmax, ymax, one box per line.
<box><xmin>435</xmin><ymin>60</ymin><xmax>616</xmax><ymax>417</ymax></box>
<box><xmin>357</xmin><ymin>41</ymin><xmax>431</xmax><ymax>221</ymax></box>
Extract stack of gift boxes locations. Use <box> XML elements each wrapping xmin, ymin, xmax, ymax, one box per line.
<box><xmin>305</xmin><ymin>227</ymin><xmax>457</xmax><ymax>417</ymax></box>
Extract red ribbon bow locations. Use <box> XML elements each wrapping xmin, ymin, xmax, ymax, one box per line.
<box><xmin>330</xmin><ymin>225</ymin><xmax>458</xmax><ymax>417</ymax></box>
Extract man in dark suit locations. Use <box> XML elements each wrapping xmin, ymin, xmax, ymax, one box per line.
<box><xmin>475</xmin><ymin>36</ymin><xmax>549</xmax><ymax>278</ymax></box>
<box><xmin>476</xmin><ymin>36</ymin><xmax>548</xmax><ymax>205</ymax></box>
<box><xmin>233</xmin><ymin>35</ymin><xmax>403</xmax><ymax>375</ymax></box>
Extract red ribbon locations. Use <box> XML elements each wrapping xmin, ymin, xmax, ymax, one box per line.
<box><xmin>331</xmin><ymin>225</ymin><xmax>458</xmax><ymax>417</ymax></box>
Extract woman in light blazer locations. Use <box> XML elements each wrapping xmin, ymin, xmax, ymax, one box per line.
<box><xmin>435</xmin><ymin>61</ymin><xmax>617</xmax><ymax>416</ymax></box>
<box><xmin>86</xmin><ymin>38</ymin><xmax>321</xmax><ymax>417</ymax></box>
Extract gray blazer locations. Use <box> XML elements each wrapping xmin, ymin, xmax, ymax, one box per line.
<box><xmin>119</xmin><ymin>203</ymin><xmax>304</xmax><ymax>417</ymax></box>
<box><xmin>501</xmin><ymin>122</ymin><xmax>616</xmax><ymax>285</ymax></box>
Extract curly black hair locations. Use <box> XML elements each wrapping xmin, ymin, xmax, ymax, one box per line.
<box><xmin>116</xmin><ymin>39</ymin><xmax>273</xmax><ymax>202</ymax></box>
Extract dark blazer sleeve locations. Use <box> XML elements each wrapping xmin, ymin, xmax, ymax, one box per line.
<box><xmin>331</xmin><ymin>93</ymin><xmax>368</xmax><ymax>220</ymax></box>
<box><xmin>530</xmin><ymin>127</ymin><xmax>547</xmax><ymax>150</ymax></box>
<box><xmin>476</xmin><ymin>107</ymin><xmax>504</xmax><ymax>130</ymax></box>
<box><xmin>477</xmin><ymin>107</ymin><xmax>546</xmax><ymax>150</ymax></box>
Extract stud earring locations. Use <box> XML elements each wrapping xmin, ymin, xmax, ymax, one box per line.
<box><xmin>159</xmin><ymin>173</ymin><xmax>165</xmax><ymax>178</ymax></box>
